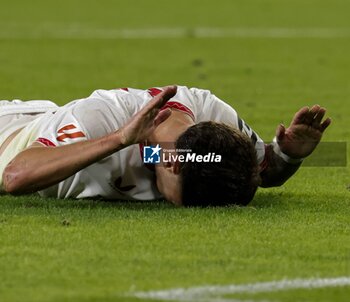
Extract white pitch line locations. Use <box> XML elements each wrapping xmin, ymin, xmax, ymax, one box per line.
<box><xmin>1</xmin><ymin>27</ymin><xmax>350</xmax><ymax>39</ymax></box>
<box><xmin>131</xmin><ymin>276</ymin><xmax>350</xmax><ymax>301</ymax></box>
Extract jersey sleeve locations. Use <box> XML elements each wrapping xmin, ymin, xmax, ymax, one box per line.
<box><xmin>34</xmin><ymin>97</ymin><xmax>125</xmax><ymax>147</ymax></box>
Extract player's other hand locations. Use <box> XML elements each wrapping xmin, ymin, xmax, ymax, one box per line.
<box><xmin>118</xmin><ymin>86</ymin><xmax>177</xmax><ymax>146</ymax></box>
<box><xmin>276</xmin><ymin>105</ymin><xmax>331</xmax><ymax>159</ymax></box>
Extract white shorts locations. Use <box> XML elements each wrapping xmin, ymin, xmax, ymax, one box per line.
<box><xmin>0</xmin><ymin>100</ymin><xmax>58</xmax><ymax>145</ymax></box>
<box><xmin>0</xmin><ymin>100</ymin><xmax>58</xmax><ymax>189</ymax></box>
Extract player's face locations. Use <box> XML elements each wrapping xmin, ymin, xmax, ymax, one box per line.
<box><xmin>154</xmin><ymin>162</ymin><xmax>182</xmax><ymax>206</ymax></box>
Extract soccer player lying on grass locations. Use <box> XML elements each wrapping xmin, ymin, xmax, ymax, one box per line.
<box><xmin>0</xmin><ymin>86</ymin><xmax>330</xmax><ymax>206</ymax></box>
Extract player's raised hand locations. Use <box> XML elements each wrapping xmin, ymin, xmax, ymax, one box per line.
<box><xmin>118</xmin><ymin>86</ymin><xmax>177</xmax><ymax>146</ymax></box>
<box><xmin>275</xmin><ymin>105</ymin><xmax>331</xmax><ymax>159</ymax></box>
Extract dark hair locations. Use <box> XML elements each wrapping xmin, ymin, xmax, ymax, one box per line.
<box><xmin>175</xmin><ymin>121</ymin><xmax>259</xmax><ymax>207</ymax></box>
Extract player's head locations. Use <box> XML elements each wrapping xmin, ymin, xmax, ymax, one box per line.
<box><xmin>155</xmin><ymin>121</ymin><xmax>260</xmax><ymax>207</ymax></box>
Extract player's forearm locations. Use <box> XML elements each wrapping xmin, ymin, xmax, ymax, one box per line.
<box><xmin>259</xmin><ymin>144</ymin><xmax>302</xmax><ymax>188</ymax></box>
<box><xmin>2</xmin><ymin>131</ymin><xmax>126</xmax><ymax>194</ymax></box>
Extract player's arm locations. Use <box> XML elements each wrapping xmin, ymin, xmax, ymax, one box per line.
<box><xmin>2</xmin><ymin>86</ymin><xmax>176</xmax><ymax>194</ymax></box>
<box><xmin>259</xmin><ymin>105</ymin><xmax>331</xmax><ymax>187</ymax></box>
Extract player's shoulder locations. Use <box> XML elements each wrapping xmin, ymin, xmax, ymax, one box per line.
<box><xmin>88</xmin><ymin>85</ymin><xmax>208</xmax><ymax>99</ymax></box>
<box><xmin>82</xmin><ymin>85</ymin><xmax>213</xmax><ymax>109</ymax></box>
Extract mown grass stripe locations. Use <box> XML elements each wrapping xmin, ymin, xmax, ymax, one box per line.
<box><xmin>1</xmin><ymin>27</ymin><xmax>350</xmax><ymax>39</ymax></box>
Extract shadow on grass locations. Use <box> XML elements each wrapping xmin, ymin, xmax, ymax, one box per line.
<box><xmin>251</xmin><ymin>189</ymin><xmax>288</xmax><ymax>208</ymax></box>
<box><xmin>2</xmin><ymin>188</ymin><xmax>343</xmax><ymax>213</ymax></box>
<box><xmin>0</xmin><ymin>193</ymin><xmax>174</xmax><ymax>211</ymax></box>
<box><xmin>0</xmin><ymin>189</ymin><xmax>292</xmax><ymax>212</ymax></box>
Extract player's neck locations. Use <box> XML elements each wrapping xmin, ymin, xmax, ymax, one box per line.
<box><xmin>149</xmin><ymin>110</ymin><xmax>194</xmax><ymax>144</ymax></box>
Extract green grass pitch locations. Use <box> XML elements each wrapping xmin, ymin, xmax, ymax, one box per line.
<box><xmin>0</xmin><ymin>0</ymin><xmax>349</xmax><ymax>301</ymax></box>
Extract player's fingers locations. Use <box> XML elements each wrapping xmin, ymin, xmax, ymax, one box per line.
<box><xmin>276</xmin><ymin>123</ymin><xmax>286</xmax><ymax>143</ymax></box>
<box><xmin>312</xmin><ymin>107</ymin><xmax>326</xmax><ymax>126</ymax></box>
<box><xmin>292</xmin><ymin>106</ymin><xmax>309</xmax><ymax>124</ymax></box>
<box><xmin>304</xmin><ymin>105</ymin><xmax>321</xmax><ymax>124</ymax></box>
<box><xmin>148</xmin><ymin>86</ymin><xmax>177</xmax><ymax>110</ymax></box>
<box><xmin>154</xmin><ymin>108</ymin><xmax>172</xmax><ymax>127</ymax></box>
<box><xmin>320</xmin><ymin>117</ymin><xmax>331</xmax><ymax>132</ymax></box>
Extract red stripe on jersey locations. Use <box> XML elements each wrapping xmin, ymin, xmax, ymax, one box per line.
<box><xmin>162</xmin><ymin>101</ymin><xmax>195</xmax><ymax>121</ymax></box>
<box><xmin>148</xmin><ymin>87</ymin><xmax>162</xmax><ymax>97</ymax></box>
<box><xmin>148</xmin><ymin>87</ymin><xmax>195</xmax><ymax>120</ymax></box>
<box><xmin>36</xmin><ymin>137</ymin><xmax>56</xmax><ymax>147</ymax></box>
<box><xmin>139</xmin><ymin>143</ymin><xmax>144</xmax><ymax>158</ymax></box>
<box><xmin>119</xmin><ymin>88</ymin><xmax>129</xmax><ymax>91</ymax></box>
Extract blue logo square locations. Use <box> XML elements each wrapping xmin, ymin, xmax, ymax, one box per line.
<box><xmin>143</xmin><ymin>144</ymin><xmax>161</xmax><ymax>164</ymax></box>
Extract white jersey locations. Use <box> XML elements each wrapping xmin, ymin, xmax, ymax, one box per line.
<box><xmin>0</xmin><ymin>86</ymin><xmax>265</xmax><ymax>200</ymax></box>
